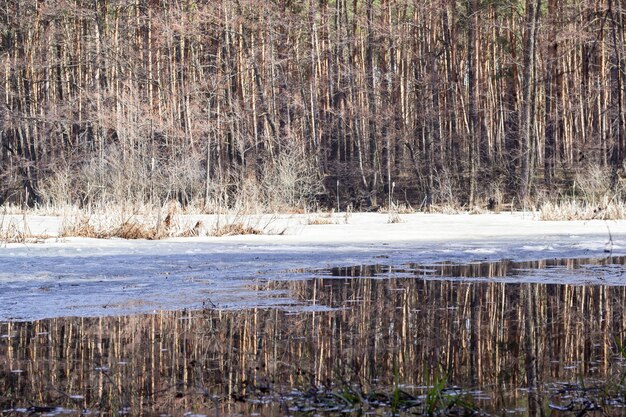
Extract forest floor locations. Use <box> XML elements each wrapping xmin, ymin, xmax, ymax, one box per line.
<box><xmin>1</xmin><ymin>211</ymin><xmax>626</xmax><ymax>321</ymax></box>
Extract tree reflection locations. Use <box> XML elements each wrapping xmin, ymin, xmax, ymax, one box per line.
<box><xmin>1</xmin><ymin>277</ymin><xmax>626</xmax><ymax>416</ymax></box>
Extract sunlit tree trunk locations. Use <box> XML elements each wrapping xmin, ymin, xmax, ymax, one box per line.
<box><xmin>519</xmin><ymin>0</ymin><xmax>541</xmax><ymax>202</ymax></box>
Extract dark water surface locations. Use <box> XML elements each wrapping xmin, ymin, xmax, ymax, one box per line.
<box><xmin>3</xmin><ymin>258</ymin><xmax>626</xmax><ymax>415</ymax></box>
<box><xmin>317</xmin><ymin>254</ymin><xmax>626</xmax><ymax>283</ymax></box>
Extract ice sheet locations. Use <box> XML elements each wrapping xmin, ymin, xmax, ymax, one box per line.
<box><xmin>1</xmin><ymin>212</ymin><xmax>625</xmax><ymax>321</ymax></box>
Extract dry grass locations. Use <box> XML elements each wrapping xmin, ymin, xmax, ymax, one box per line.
<box><xmin>1</xmin><ymin>221</ymin><xmax>31</xmax><ymax>244</ymax></box>
<box><xmin>539</xmin><ymin>200</ymin><xmax>626</xmax><ymax>221</ymax></box>
<box><xmin>209</xmin><ymin>211</ymin><xmax>282</xmax><ymax>236</ymax></box>
<box><xmin>387</xmin><ymin>212</ymin><xmax>404</xmax><ymax>224</ymax></box>
<box><xmin>395</xmin><ymin>203</ymin><xmax>415</xmax><ymax>214</ymax></box>
<box><xmin>305</xmin><ymin>210</ymin><xmax>354</xmax><ymax>225</ymax></box>
<box><xmin>378</xmin><ymin>203</ymin><xmax>406</xmax><ymax>223</ymax></box>
<box><xmin>1</xmin><ymin>200</ymin><xmax>289</xmax><ymax>241</ymax></box>
<box><xmin>211</xmin><ymin>222</ymin><xmax>262</xmax><ymax>236</ymax></box>
<box><xmin>379</xmin><ymin>203</ymin><xmax>414</xmax><ymax>214</ymax></box>
<box><xmin>305</xmin><ymin>210</ymin><xmax>338</xmax><ymax>225</ymax></box>
<box><xmin>306</xmin><ymin>217</ymin><xmax>335</xmax><ymax>225</ymax></box>
<box><xmin>178</xmin><ymin>221</ymin><xmax>205</xmax><ymax>237</ymax></box>
<box><xmin>60</xmin><ymin>213</ymin><xmax>264</xmax><ymax>239</ymax></box>
<box><xmin>114</xmin><ymin>221</ymin><xmax>160</xmax><ymax>240</ymax></box>
<box><xmin>58</xmin><ymin>204</ymin><xmax>203</xmax><ymax>240</ymax></box>
<box><xmin>60</xmin><ymin>217</ymin><xmax>167</xmax><ymax>240</ymax></box>
<box><xmin>0</xmin><ymin>211</ymin><xmax>50</xmax><ymax>244</ymax></box>
<box><xmin>59</xmin><ymin>217</ymin><xmax>101</xmax><ymax>238</ymax></box>
<box><xmin>422</xmin><ymin>203</ymin><xmax>464</xmax><ymax>214</ymax></box>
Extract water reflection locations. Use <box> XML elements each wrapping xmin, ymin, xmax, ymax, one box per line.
<box><xmin>328</xmin><ymin>254</ymin><xmax>626</xmax><ymax>277</ymax></box>
<box><xmin>2</xmin><ymin>278</ymin><xmax>626</xmax><ymax>416</ymax></box>
<box><xmin>320</xmin><ymin>255</ymin><xmax>626</xmax><ymax>284</ymax></box>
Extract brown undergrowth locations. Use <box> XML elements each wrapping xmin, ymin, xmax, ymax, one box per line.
<box><xmin>211</xmin><ymin>223</ymin><xmax>262</xmax><ymax>236</ymax></box>
<box><xmin>58</xmin><ymin>204</ymin><xmax>267</xmax><ymax>240</ymax></box>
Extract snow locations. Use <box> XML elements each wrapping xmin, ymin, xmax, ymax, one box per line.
<box><xmin>2</xmin><ymin>212</ymin><xmax>626</xmax><ymax>321</ymax></box>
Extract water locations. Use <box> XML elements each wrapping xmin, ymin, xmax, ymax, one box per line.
<box><xmin>315</xmin><ymin>254</ymin><xmax>626</xmax><ymax>284</ymax></box>
<box><xmin>3</xmin><ymin>256</ymin><xmax>626</xmax><ymax>415</ymax></box>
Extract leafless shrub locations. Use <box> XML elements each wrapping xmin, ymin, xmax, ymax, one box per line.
<box><xmin>261</xmin><ymin>143</ymin><xmax>324</xmax><ymax>211</ymax></box>
<box><xmin>36</xmin><ymin>139</ymin><xmax>321</xmax><ymax>215</ymax></box>
<box><xmin>163</xmin><ymin>152</ymin><xmax>206</xmax><ymax>206</ymax></box>
<box><xmin>37</xmin><ymin>164</ymin><xmax>74</xmax><ymax>207</ymax></box>
<box><xmin>234</xmin><ymin>174</ymin><xmax>266</xmax><ymax>213</ymax></box>
<box><xmin>201</xmin><ymin>178</ymin><xmax>228</xmax><ymax>214</ymax></box>
<box><xmin>431</xmin><ymin>168</ymin><xmax>461</xmax><ymax>207</ymax></box>
<box><xmin>572</xmin><ymin>165</ymin><xmax>612</xmax><ymax>202</ymax></box>
<box><xmin>38</xmin><ymin>144</ymin><xmax>208</xmax><ymax>210</ymax></box>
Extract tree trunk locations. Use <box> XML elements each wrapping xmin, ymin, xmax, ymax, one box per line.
<box><xmin>519</xmin><ymin>0</ymin><xmax>541</xmax><ymax>202</ymax></box>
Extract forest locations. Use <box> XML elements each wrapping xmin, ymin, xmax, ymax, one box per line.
<box><xmin>1</xmin><ymin>0</ymin><xmax>625</xmax><ymax>212</ymax></box>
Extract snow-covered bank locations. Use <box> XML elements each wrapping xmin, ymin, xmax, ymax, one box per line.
<box><xmin>3</xmin><ymin>210</ymin><xmax>626</xmax><ymax>242</ymax></box>
<box><xmin>2</xmin><ymin>212</ymin><xmax>626</xmax><ymax>321</ymax></box>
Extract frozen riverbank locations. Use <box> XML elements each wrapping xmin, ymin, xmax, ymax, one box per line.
<box><xmin>2</xmin><ymin>212</ymin><xmax>626</xmax><ymax>321</ymax></box>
